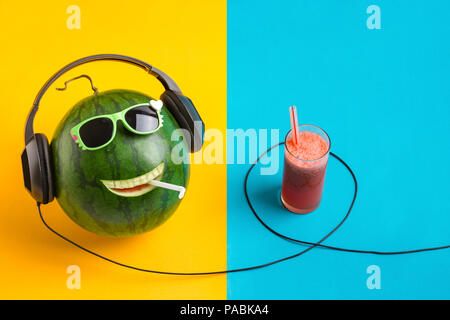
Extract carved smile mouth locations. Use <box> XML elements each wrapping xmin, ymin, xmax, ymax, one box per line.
<box><xmin>101</xmin><ymin>163</ymin><xmax>164</xmax><ymax>197</ymax></box>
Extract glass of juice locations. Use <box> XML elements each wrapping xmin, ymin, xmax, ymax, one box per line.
<box><xmin>281</xmin><ymin>124</ymin><xmax>330</xmax><ymax>214</ymax></box>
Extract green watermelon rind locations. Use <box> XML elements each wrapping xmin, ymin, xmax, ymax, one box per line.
<box><xmin>51</xmin><ymin>89</ymin><xmax>190</xmax><ymax>237</ymax></box>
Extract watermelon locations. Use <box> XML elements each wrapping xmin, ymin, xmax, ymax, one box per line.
<box><xmin>51</xmin><ymin>89</ymin><xmax>190</xmax><ymax>237</ymax></box>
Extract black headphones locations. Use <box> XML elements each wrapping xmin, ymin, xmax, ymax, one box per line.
<box><xmin>21</xmin><ymin>54</ymin><xmax>205</xmax><ymax>204</ymax></box>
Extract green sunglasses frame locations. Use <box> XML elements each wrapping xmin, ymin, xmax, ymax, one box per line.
<box><xmin>70</xmin><ymin>103</ymin><xmax>163</xmax><ymax>151</ymax></box>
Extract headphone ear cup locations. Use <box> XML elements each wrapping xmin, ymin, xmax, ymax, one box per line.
<box><xmin>35</xmin><ymin>133</ymin><xmax>54</xmax><ymax>204</ymax></box>
<box><xmin>161</xmin><ymin>91</ymin><xmax>204</xmax><ymax>153</ymax></box>
<box><xmin>21</xmin><ymin>134</ymin><xmax>54</xmax><ymax>204</ymax></box>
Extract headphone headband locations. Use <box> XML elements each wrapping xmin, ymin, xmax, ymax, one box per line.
<box><xmin>25</xmin><ymin>54</ymin><xmax>182</xmax><ymax>143</ymax></box>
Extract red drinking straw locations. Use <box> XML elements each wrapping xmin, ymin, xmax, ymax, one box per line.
<box><xmin>289</xmin><ymin>105</ymin><xmax>300</xmax><ymax>145</ymax></box>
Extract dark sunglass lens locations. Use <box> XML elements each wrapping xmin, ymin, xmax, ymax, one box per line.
<box><xmin>79</xmin><ymin>118</ymin><xmax>114</xmax><ymax>148</ymax></box>
<box><xmin>125</xmin><ymin>106</ymin><xmax>159</xmax><ymax>133</ymax></box>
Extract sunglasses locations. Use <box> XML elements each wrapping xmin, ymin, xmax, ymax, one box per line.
<box><xmin>70</xmin><ymin>101</ymin><xmax>163</xmax><ymax>151</ymax></box>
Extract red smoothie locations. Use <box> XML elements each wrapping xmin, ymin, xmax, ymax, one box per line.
<box><xmin>281</xmin><ymin>126</ymin><xmax>330</xmax><ymax>214</ymax></box>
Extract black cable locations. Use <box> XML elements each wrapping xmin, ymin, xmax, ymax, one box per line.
<box><xmin>36</xmin><ymin>144</ymin><xmax>357</xmax><ymax>275</ymax></box>
<box><xmin>36</xmin><ymin>143</ymin><xmax>449</xmax><ymax>276</ymax></box>
<box><xmin>246</xmin><ymin>143</ymin><xmax>450</xmax><ymax>255</ymax></box>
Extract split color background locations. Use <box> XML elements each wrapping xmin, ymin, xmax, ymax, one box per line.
<box><xmin>1</xmin><ymin>0</ymin><xmax>449</xmax><ymax>299</ymax></box>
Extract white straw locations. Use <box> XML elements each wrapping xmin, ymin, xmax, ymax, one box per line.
<box><xmin>148</xmin><ymin>180</ymin><xmax>186</xmax><ymax>199</ymax></box>
<box><xmin>289</xmin><ymin>105</ymin><xmax>300</xmax><ymax>145</ymax></box>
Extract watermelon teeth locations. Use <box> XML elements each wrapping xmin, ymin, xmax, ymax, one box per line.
<box><xmin>100</xmin><ymin>162</ymin><xmax>165</xmax><ymax>197</ymax></box>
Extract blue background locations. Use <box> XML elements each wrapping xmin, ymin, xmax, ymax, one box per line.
<box><xmin>227</xmin><ymin>0</ymin><xmax>450</xmax><ymax>299</ymax></box>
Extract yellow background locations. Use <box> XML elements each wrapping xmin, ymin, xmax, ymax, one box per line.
<box><xmin>0</xmin><ymin>1</ymin><xmax>226</xmax><ymax>299</ymax></box>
